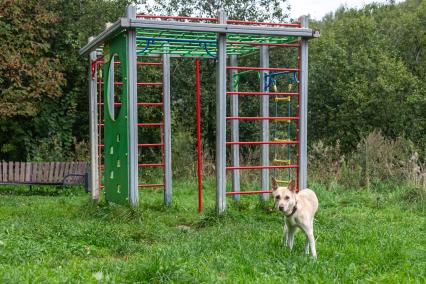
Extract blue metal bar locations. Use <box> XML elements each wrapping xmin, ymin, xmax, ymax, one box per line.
<box><xmin>200</xmin><ymin>42</ymin><xmax>217</xmax><ymax>58</ymax></box>
<box><xmin>136</xmin><ymin>36</ymin><xmax>216</xmax><ymax>45</ymax></box>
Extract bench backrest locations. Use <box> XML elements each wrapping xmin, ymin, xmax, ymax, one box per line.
<box><xmin>0</xmin><ymin>162</ymin><xmax>89</xmax><ymax>185</ymax></box>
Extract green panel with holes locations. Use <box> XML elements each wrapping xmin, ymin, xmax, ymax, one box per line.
<box><xmin>103</xmin><ymin>32</ymin><xmax>130</xmax><ymax>205</ymax></box>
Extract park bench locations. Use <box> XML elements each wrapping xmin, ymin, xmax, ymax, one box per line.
<box><xmin>0</xmin><ymin>162</ymin><xmax>90</xmax><ymax>192</ymax></box>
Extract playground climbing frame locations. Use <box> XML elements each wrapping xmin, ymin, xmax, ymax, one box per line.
<box><xmin>81</xmin><ymin>5</ymin><xmax>319</xmax><ymax>213</ymax></box>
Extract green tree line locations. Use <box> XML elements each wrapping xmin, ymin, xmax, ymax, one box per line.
<box><xmin>0</xmin><ymin>0</ymin><xmax>425</xmax><ymax>162</ymax></box>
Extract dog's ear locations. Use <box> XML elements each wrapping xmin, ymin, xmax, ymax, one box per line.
<box><xmin>271</xmin><ymin>177</ymin><xmax>278</xmax><ymax>191</ymax></box>
<box><xmin>288</xmin><ymin>180</ymin><xmax>296</xmax><ymax>192</ymax></box>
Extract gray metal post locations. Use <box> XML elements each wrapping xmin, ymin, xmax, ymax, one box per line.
<box><xmin>260</xmin><ymin>46</ymin><xmax>270</xmax><ymax>200</ymax></box>
<box><xmin>229</xmin><ymin>55</ymin><xmax>240</xmax><ymax>201</ymax></box>
<box><xmin>216</xmin><ymin>10</ymin><xmax>227</xmax><ymax>213</ymax></box>
<box><xmin>126</xmin><ymin>5</ymin><xmax>139</xmax><ymax>206</ymax></box>
<box><xmin>299</xmin><ymin>16</ymin><xmax>309</xmax><ymax>190</ymax></box>
<box><xmin>89</xmin><ymin>50</ymin><xmax>99</xmax><ymax>201</ymax></box>
<box><xmin>162</xmin><ymin>53</ymin><xmax>172</xmax><ymax>206</ymax></box>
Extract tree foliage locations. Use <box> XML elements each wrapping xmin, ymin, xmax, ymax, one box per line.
<box><xmin>0</xmin><ymin>0</ymin><xmax>425</xmax><ymax>162</ymax></box>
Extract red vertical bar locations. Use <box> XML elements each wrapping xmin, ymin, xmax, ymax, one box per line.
<box><xmin>196</xmin><ymin>59</ymin><xmax>202</xmax><ymax>213</ymax></box>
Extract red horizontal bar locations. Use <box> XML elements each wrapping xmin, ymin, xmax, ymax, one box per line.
<box><xmin>227</xmin><ymin>41</ymin><xmax>299</xmax><ymax>48</ymax></box>
<box><xmin>138</xmin><ymin>143</ymin><xmax>163</xmax><ymax>147</ymax></box>
<box><xmin>137</xmin><ymin>14</ymin><xmax>217</xmax><ymax>22</ymax></box>
<box><xmin>226</xmin><ymin>66</ymin><xmax>299</xmax><ymax>72</ymax></box>
<box><xmin>138</xmin><ymin>82</ymin><xmax>163</xmax><ymax>86</ymax></box>
<box><xmin>138</xmin><ymin>123</ymin><xmax>164</xmax><ymax>127</ymax></box>
<box><xmin>226</xmin><ymin>165</ymin><xmax>298</xmax><ymax>170</ymax></box>
<box><xmin>138</xmin><ymin>102</ymin><xmax>163</xmax><ymax>107</ymax></box>
<box><xmin>226</xmin><ymin>116</ymin><xmax>299</xmax><ymax>121</ymax></box>
<box><xmin>226</xmin><ymin>141</ymin><xmax>299</xmax><ymax>145</ymax></box>
<box><xmin>226</xmin><ymin>91</ymin><xmax>298</xmax><ymax>96</ymax></box>
<box><xmin>227</xmin><ymin>19</ymin><xmax>300</xmax><ymax>27</ymax></box>
<box><xmin>139</xmin><ymin>183</ymin><xmax>165</xmax><ymax>188</ymax></box>
<box><xmin>226</xmin><ymin>190</ymin><xmax>272</xmax><ymax>195</ymax></box>
<box><xmin>96</xmin><ymin>61</ymin><xmax>161</xmax><ymax>66</ymax></box>
<box><xmin>137</xmin><ymin>62</ymin><xmax>162</xmax><ymax>66</ymax></box>
<box><xmin>138</xmin><ymin>163</ymin><xmax>164</xmax><ymax>167</ymax></box>
<box><xmin>98</xmin><ymin>102</ymin><xmax>163</xmax><ymax>107</ymax></box>
<box><xmin>97</xmin><ymin>82</ymin><xmax>163</xmax><ymax>86</ymax></box>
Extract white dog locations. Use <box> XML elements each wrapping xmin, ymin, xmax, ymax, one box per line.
<box><xmin>272</xmin><ymin>178</ymin><xmax>319</xmax><ymax>258</ymax></box>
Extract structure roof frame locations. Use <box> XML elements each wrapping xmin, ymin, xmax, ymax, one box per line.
<box><xmin>80</xmin><ymin>17</ymin><xmax>320</xmax><ymax>56</ymax></box>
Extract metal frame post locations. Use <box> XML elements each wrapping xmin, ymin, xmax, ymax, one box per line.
<box><xmin>299</xmin><ymin>16</ymin><xmax>309</xmax><ymax>190</ymax></box>
<box><xmin>230</xmin><ymin>55</ymin><xmax>240</xmax><ymax>201</ymax></box>
<box><xmin>260</xmin><ymin>46</ymin><xmax>270</xmax><ymax>200</ymax></box>
<box><xmin>163</xmin><ymin>53</ymin><xmax>172</xmax><ymax>206</ymax></box>
<box><xmin>216</xmin><ymin>9</ymin><xmax>227</xmax><ymax>214</ymax></box>
<box><xmin>89</xmin><ymin>50</ymin><xmax>99</xmax><ymax>201</ymax></box>
<box><xmin>126</xmin><ymin>5</ymin><xmax>139</xmax><ymax>206</ymax></box>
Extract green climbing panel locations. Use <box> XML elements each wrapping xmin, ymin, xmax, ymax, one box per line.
<box><xmin>103</xmin><ymin>32</ymin><xmax>130</xmax><ymax>205</ymax></box>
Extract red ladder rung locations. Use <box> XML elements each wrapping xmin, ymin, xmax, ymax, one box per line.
<box><xmin>138</xmin><ymin>143</ymin><xmax>164</xmax><ymax>147</ymax></box>
<box><xmin>226</xmin><ymin>116</ymin><xmax>299</xmax><ymax>121</ymax></box>
<box><xmin>138</xmin><ymin>163</ymin><xmax>164</xmax><ymax>167</ymax></box>
<box><xmin>226</xmin><ymin>141</ymin><xmax>299</xmax><ymax>145</ymax></box>
<box><xmin>96</xmin><ymin>82</ymin><xmax>163</xmax><ymax>86</ymax></box>
<box><xmin>226</xmin><ymin>190</ymin><xmax>272</xmax><ymax>195</ymax></box>
<box><xmin>226</xmin><ymin>165</ymin><xmax>299</xmax><ymax>170</ymax></box>
<box><xmin>138</xmin><ymin>123</ymin><xmax>164</xmax><ymax>127</ymax></box>
<box><xmin>226</xmin><ymin>91</ymin><xmax>298</xmax><ymax>96</ymax></box>
<box><xmin>97</xmin><ymin>102</ymin><xmax>163</xmax><ymax>107</ymax></box>
<box><xmin>139</xmin><ymin>183</ymin><xmax>164</xmax><ymax>187</ymax></box>
<box><xmin>226</xmin><ymin>66</ymin><xmax>299</xmax><ymax>72</ymax></box>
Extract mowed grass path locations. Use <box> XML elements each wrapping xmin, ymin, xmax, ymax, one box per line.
<box><xmin>0</xmin><ymin>180</ymin><xmax>425</xmax><ymax>283</ymax></box>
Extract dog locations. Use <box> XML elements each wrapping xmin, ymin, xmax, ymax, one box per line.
<box><xmin>272</xmin><ymin>177</ymin><xmax>319</xmax><ymax>258</ymax></box>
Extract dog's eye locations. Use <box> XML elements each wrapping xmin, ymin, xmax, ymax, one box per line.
<box><xmin>285</xmin><ymin>196</ymin><xmax>290</xmax><ymax>200</ymax></box>
<box><xmin>275</xmin><ymin>195</ymin><xmax>280</xmax><ymax>200</ymax></box>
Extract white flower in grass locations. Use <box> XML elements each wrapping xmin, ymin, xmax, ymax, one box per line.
<box><xmin>93</xmin><ymin>271</ymin><xmax>104</xmax><ymax>281</ymax></box>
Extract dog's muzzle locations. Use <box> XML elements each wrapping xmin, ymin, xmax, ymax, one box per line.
<box><xmin>278</xmin><ymin>206</ymin><xmax>285</xmax><ymax>212</ymax></box>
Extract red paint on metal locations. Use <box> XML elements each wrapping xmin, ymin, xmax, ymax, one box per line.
<box><xmin>139</xmin><ymin>183</ymin><xmax>165</xmax><ymax>188</ymax></box>
<box><xmin>138</xmin><ymin>163</ymin><xmax>164</xmax><ymax>167</ymax></box>
<box><xmin>226</xmin><ymin>165</ymin><xmax>299</xmax><ymax>170</ymax></box>
<box><xmin>137</xmin><ymin>14</ymin><xmax>217</xmax><ymax>22</ymax></box>
<box><xmin>226</xmin><ymin>116</ymin><xmax>299</xmax><ymax>121</ymax></box>
<box><xmin>227</xmin><ymin>19</ymin><xmax>301</xmax><ymax>27</ymax></box>
<box><xmin>138</xmin><ymin>143</ymin><xmax>163</xmax><ymax>147</ymax></box>
<box><xmin>226</xmin><ymin>91</ymin><xmax>298</xmax><ymax>96</ymax></box>
<box><xmin>98</xmin><ymin>102</ymin><xmax>163</xmax><ymax>107</ymax></box>
<box><xmin>226</xmin><ymin>66</ymin><xmax>299</xmax><ymax>72</ymax></box>
<box><xmin>138</xmin><ymin>123</ymin><xmax>164</xmax><ymax>127</ymax></box>
<box><xmin>226</xmin><ymin>190</ymin><xmax>272</xmax><ymax>195</ymax></box>
<box><xmin>226</xmin><ymin>141</ymin><xmax>299</xmax><ymax>145</ymax></box>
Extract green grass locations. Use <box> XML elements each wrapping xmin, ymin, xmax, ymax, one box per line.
<box><xmin>0</xmin><ymin>180</ymin><xmax>425</xmax><ymax>283</ymax></box>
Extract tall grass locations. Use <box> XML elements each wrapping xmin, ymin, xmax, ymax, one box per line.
<box><xmin>309</xmin><ymin>130</ymin><xmax>426</xmax><ymax>189</ymax></box>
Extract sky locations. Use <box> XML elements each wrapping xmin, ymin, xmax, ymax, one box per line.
<box><xmin>287</xmin><ymin>0</ymin><xmax>404</xmax><ymax>20</ymax></box>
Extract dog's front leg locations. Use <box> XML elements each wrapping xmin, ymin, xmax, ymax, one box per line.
<box><xmin>287</xmin><ymin>226</ymin><xmax>297</xmax><ymax>250</ymax></box>
<box><xmin>283</xmin><ymin>221</ymin><xmax>289</xmax><ymax>246</ymax></box>
<box><xmin>301</xmin><ymin>223</ymin><xmax>317</xmax><ymax>258</ymax></box>
<box><xmin>308</xmin><ymin>230</ymin><xmax>317</xmax><ymax>258</ymax></box>
<box><xmin>304</xmin><ymin>238</ymin><xmax>310</xmax><ymax>255</ymax></box>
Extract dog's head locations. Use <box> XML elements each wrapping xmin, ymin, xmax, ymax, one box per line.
<box><xmin>271</xmin><ymin>178</ymin><xmax>297</xmax><ymax>214</ymax></box>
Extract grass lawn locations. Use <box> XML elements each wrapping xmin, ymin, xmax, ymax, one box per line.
<box><xmin>0</xmin><ymin>179</ymin><xmax>425</xmax><ymax>283</ymax></box>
